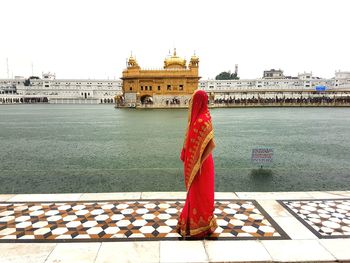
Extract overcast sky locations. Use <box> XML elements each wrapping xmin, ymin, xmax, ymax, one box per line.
<box><xmin>0</xmin><ymin>0</ymin><xmax>349</xmax><ymax>80</ymax></box>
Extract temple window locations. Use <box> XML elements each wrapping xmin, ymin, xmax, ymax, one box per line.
<box><xmin>158</xmin><ymin>86</ymin><xmax>161</xmax><ymax>91</ymax></box>
<box><xmin>150</xmin><ymin>86</ymin><xmax>152</xmax><ymax>91</ymax></box>
<box><xmin>179</xmin><ymin>85</ymin><xmax>184</xmax><ymax>90</ymax></box>
<box><xmin>145</xmin><ymin>86</ymin><xmax>148</xmax><ymax>91</ymax></box>
<box><xmin>129</xmin><ymin>87</ymin><xmax>132</xmax><ymax>91</ymax></box>
<box><xmin>141</xmin><ymin>86</ymin><xmax>143</xmax><ymax>91</ymax></box>
<box><xmin>167</xmin><ymin>85</ymin><xmax>171</xmax><ymax>91</ymax></box>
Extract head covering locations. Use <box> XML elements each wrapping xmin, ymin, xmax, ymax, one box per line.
<box><xmin>182</xmin><ymin>90</ymin><xmax>215</xmax><ymax>191</ymax></box>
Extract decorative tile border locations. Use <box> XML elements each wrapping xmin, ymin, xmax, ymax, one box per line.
<box><xmin>0</xmin><ymin>199</ymin><xmax>289</xmax><ymax>242</ymax></box>
<box><xmin>278</xmin><ymin>199</ymin><xmax>350</xmax><ymax>239</ymax></box>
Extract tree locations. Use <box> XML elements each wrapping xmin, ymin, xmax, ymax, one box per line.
<box><xmin>24</xmin><ymin>76</ymin><xmax>40</xmax><ymax>86</ymax></box>
<box><xmin>215</xmin><ymin>71</ymin><xmax>239</xmax><ymax>80</ymax></box>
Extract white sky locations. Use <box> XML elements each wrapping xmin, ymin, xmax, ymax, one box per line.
<box><xmin>0</xmin><ymin>0</ymin><xmax>349</xmax><ymax>80</ymax></box>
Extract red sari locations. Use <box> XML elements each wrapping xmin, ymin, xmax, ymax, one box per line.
<box><xmin>177</xmin><ymin>90</ymin><xmax>217</xmax><ymax>238</ymax></box>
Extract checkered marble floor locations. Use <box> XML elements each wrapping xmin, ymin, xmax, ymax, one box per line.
<box><xmin>278</xmin><ymin>199</ymin><xmax>350</xmax><ymax>238</ymax></box>
<box><xmin>0</xmin><ymin>200</ymin><xmax>288</xmax><ymax>242</ymax></box>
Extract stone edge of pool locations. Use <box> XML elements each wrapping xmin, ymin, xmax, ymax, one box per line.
<box><xmin>1</xmin><ymin>190</ymin><xmax>350</xmax><ymax>202</ymax></box>
<box><xmin>1</xmin><ymin>190</ymin><xmax>350</xmax><ymax>262</ymax></box>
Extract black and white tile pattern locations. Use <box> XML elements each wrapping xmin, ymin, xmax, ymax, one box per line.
<box><xmin>0</xmin><ymin>200</ymin><xmax>289</xmax><ymax>242</ymax></box>
<box><xmin>278</xmin><ymin>199</ymin><xmax>350</xmax><ymax>238</ymax></box>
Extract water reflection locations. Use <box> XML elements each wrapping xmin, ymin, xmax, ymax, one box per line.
<box><xmin>249</xmin><ymin>168</ymin><xmax>274</xmax><ymax>191</ymax></box>
<box><xmin>250</xmin><ymin>168</ymin><xmax>273</xmax><ymax>177</ymax></box>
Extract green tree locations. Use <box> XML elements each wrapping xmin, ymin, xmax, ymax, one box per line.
<box><xmin>24</xmin><ymin>76</ymin><xmax>40</xmax><ymax>86</ymax></box>
<box><xmin>215</xmin><ymin>71</ymin><xmax>239</xmax><ymax>80</ymax></box>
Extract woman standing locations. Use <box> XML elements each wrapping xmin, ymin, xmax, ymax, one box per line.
<box><xmin>177</xmin><ymin>90</ymin><xmax>217</xmax><ymax>238</ymax></box>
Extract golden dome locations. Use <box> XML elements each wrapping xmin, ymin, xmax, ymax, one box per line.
<box><xmin>127</xmin><ymin>55</ymin><xmax>139</xmax><ymax>68</ymax></box>
<box><xmin>189</xmin><ymin>53</ymin><xmax>199</xmax><ymax>68</ymax></box>
<box><xmin>128</xmin><ymin>55</ymin><xmax>137</xmax><ymax>64</ymax></box>
<box><xmin>164</xmin><ymin>48</ymin><xmax>186</xmax><ymax>69</ymax></box>
<box><xmin>190</xmin><ymin>54</ymin><xmax>199</xmax><ymax>61</ymax></box>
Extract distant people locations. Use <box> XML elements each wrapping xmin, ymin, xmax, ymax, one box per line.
<box><xmin>177</xmin><ymin>90</ymin><xmax>217</xmax><ymax>238</ymax></box>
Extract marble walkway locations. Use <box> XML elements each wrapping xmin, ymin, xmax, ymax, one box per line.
<box><xmin>0</xmin><ymin>191</ymin><xmax>350</xmax><ymax>262</ymax></box>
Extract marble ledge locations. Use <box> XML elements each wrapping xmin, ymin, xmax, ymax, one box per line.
<box><xmin>235</xmin><ymin>191</ymin><xmax>313</xmax><ymax>200</ymax></box>
<box><xmin>235</xmin><ymin>191</ymin><xmax>350</xmax><ymax>200</ymax></box>
<box><xmin>6</xmin><ymin>193</ymin><xmax>83</xmax><ymax>202</ymax></box>
<box><xmin>1</xmin><ymin>191</ymin><xmax>349</xmax><ymax>204</ymax></box>
<box><xmin>160</xmin><ymin>241</ymin><xmax>208</xmax><ymax>263</ymax></box>
<box><xmin>204</xmin><ymin>240</ymin><xmax>272</xmax><ymax>262</ymax></box>
<box><xmin>141</xmin><ymin>192</ymin><xmax>186</xmax><ymax>200</ymax></box>
<box><xmin>141</xmin><ymin>192</ymin><xmax>238</xmax><ymax>200</ymax></box>
<box><xmin>0</xmin><ymin>194</ymin><xmax>15</xmax><ymax>202</ymax></box>
<box><xmin>95</xmin><ymin>241</ymin><xmax>160</xmax><ymax>263</ymax></box>
<box><xmin>261</xmin><ymin>240</ymin><xmax>336</xmax><ymax>262</ymax></box>
<box><xmin>318</xmin><ymin>239</ymin><xmax>350</xmax><ymax>262</ymax></box>
<box><xmin>308</xmin><ymin>191</ymin><xmax>350</xmax><ymax>199</ymax></box>
<box><xmin>79</xmin><ymin>192</ymin><xmax>141</xmax><ymax>201</ymax></box>
<box><xmin>215</xmin><ymin>192</ymin><xmax>239</xmax><ymax>199</ymax></box>
<box><xmin>45</xmin><ymin>242</ymin><xmax>100</xmax><ymax>263</ymax></box>
<box><xmin>0</xmin><ymin>243</ymin><xmax>57</xmax><ymax>263</ymax></box>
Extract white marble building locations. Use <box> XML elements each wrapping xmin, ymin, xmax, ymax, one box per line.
<box><xmin>199</xmin><ymin>71</ymin><xmax>350</xmax><ymax>99</ymax></box>
<box><xmin>1</xmin><ymin>70</ymin><xmax>349</xmax><ymax>104</ymax></box>
<box><xmin>0</xmin><ymin>76</ymin><xmax>25</xmax><ymax>94</ymax></box>
<box><xmin>334</xmin><ymin>71</ymin><xmax>350</xmax><ymax>89</ymax></box>
<box><xmin>15</xmin><ymin>72</ymin><xmax>122</xmax><ymax>104</ymax></box>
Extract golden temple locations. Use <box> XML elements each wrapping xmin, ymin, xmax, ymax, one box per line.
<box><xmin>116</xmin><ymin>49</ymin><xmax>200</xmax><ymax>107</ymax></box>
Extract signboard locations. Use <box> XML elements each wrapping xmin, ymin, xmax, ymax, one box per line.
<box><xmin>315</xmin><ymin>85</ymin><xmax>327</xmax><ymax>92</ymax></box>
<box><xmin>251</xmin><ymin>148</ymin><xmax>274</xmax><ymax>165</ymax></box>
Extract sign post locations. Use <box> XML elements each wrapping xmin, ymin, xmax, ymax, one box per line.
<box><xmin>251</xmin><ymin>148</ymin><xmax>274</xmax><ymax>168</ymax></box>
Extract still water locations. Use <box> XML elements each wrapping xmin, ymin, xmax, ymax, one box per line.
<box><xmin>0</xmin><ymin>105</ymin><xmax>349</xmax><ymax>194</ymax></box>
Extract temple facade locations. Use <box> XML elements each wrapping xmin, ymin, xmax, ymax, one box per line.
<box><xmin>117</xmin><ymin>49</ymin><xmax>200</xmax><ymax>107</ymax></box>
